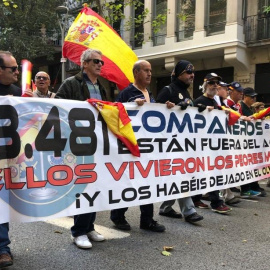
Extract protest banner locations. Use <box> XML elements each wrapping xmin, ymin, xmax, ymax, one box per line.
<box><xmin>1</xmin><ymin>97</ymin><xmax>270</xmax><ymax>224</ymax></box>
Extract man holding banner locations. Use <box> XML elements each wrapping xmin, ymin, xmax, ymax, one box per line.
<box><xmin>0</xmin><ymin>50</ymin><xmax>20</xmax><ymax>268</ymax></box>
<box><xmin>156</xmin><ymin>60</ymin><xmax>204</xmax><ymax>223</ymax></box>
<box><xmin>55</xmin><ymin>48</ymin><xmax>106</xmax><ymax>249</ymax></box>
<box><xmin>110</xmin><ymin>60</ymin><xmax>166</xmax><ymax>232</ymax></box>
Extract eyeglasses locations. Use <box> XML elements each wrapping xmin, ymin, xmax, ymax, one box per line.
<box><xmin>35</xmin><ymin>76</ymin><xmax>49</xmax><ymax>81</ymax></box>
<box><xmin>1</xmin><ymin>66</ymin><xmax>19</xmax><ymax>72</ymax></box>
<box><xmin>86</xmin><ymin>59</ymin><xmax>104</xmax><ymax>66</ymax></box>
<box><xmin>207</xmin><ymin>81</ymin><xmax>219</xmax><ymax>85</ymax></box>
<box><xmin>180</xmin><ymin>69</ymin><xmax>195</xmax><ymax>76</ymax></box>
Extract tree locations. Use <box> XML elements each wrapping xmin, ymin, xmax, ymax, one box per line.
<box><xmin>0</xmin><ymin>0</ymin><xmax>63</xmax><ymax>63</ymax></box>
<box><xmin>0</xmin><ymin>0</ymin><xmax>168</xmax><ymax>62</ymax></box>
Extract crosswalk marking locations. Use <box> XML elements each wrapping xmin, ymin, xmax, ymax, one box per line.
<box><xmin>45</xmin><ymin>217</ymin><xmax>130</xmax><ymax>239</ymax></box>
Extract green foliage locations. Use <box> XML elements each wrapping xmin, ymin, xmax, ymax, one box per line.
<box><xmin>263</xmin><ymin>5</ymin><xmax>270</xmax><ymax>14</ymax></box>
<box><xmin>0</xmin><ymin>0</ymin><xmax>62</xmax><ymax>63</ymax></box>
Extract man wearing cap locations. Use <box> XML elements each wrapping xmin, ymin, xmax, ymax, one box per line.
<box><xmin>157</xmin><ymin>60</ymin><xmax>204</xmax><ymax>223</ymax></box>
<box><xmin>227</xmin><ymin>82</ymin><xmax>243</xmax><ymax>111</ymax></box>
<box><xmin>213</xmin><ymin>81</ymin><xmax>241</xmax><ymax>205</ymax></box>
<box><xmin>239</xmin><ymin>87</ymin><xmax>265</xmax><ymax>198</ymax></box>
<box><xmin>192</xmin><ymin>73</ymin><xmax>232</xmax><ymax>214</ymax></box>
<box><xmin>214</xmin><ymin>81</ymin><xmax>230</xmax><ymax>106</ymax></box>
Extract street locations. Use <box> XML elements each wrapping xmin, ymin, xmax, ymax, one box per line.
<box><xmin>6</xmin><ymin>180</ymin><xmax>270</xmax><ymax>270</ymax></box>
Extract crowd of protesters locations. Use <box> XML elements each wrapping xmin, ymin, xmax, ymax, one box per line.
<box><xmin>1</xmin><ymin>49</ymin><xmax>270</xmax><ymax>268</ymax></box>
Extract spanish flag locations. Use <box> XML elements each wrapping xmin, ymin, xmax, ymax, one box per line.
<box><xmin>63</xmin><ymin>6</ymin><xmax>138</xmax><ymax>90</ymax></box>
<box><xmin>21</xmin><ymin>59</ymin><xmax>33</xmax><ymax>94</ymax></box>
<box><xmin>88</xmin><ymin>99</ymin><xmax>140</xmax><ymax>157</ymax></box>
<box><xmin>252</xmin><ymin>107</ymin><xmax>270</xmax><ymax>119</ymax></box>
<box><xmin>221</xmin><ymin>106</ymin><xmax>241</xmax><ymax>125</ymax></box>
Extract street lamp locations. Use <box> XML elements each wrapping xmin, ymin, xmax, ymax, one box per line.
<box><xmin>56</xmin><ymin>5</ymin><xmax>69</xmax><ymax>83</ymax></box>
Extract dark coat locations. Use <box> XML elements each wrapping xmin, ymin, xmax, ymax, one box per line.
<box><xmin>55</xmin><ymin>70</ymin><xmax>107</xmax><ymax>101</ymax></box>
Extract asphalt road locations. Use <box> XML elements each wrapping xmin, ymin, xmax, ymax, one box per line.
<box><xmin>5</xmin><ymin>180</ymin><xmax>270</xmax><ymax>270</ymax></box>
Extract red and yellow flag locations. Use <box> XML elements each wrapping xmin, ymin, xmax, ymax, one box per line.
<box><xmin>21</xmin><ymin>59</ymin><xmax>33</xmax><ymax>94</ymax></box>
<box><xmin>88</xmin><ymin>99</ymin><xmax>140</xmax><ymax>157</ymax></box>
<box><xmin>221</xmin><ymin>106</ymin><xmax>241</xmax><ymax>125</ymax></box>
<box><xmin>63</xmin><ymin>6</ymin><xmax>138</xmax><ymax>90</ymax></box>
<box><xmin>252</xmin><ymin>107</ymin><xmax>270</xmax><ymax>119</ymax></box>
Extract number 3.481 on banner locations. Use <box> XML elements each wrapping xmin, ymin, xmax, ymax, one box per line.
<box><xmin>0</xmin><ymin>105</ymin><xmax>109</xmax><ymax>160</ymax></box>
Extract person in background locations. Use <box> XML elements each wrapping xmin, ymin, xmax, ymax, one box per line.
<box><xmin>23</xmin><ymin>72</ymin><xmax>55</xmax><ymax>98</ymax></box>
<box><xmin>239</xmin><ymin>88</ymin><xmax>265</xmax><ymax>197</ymax></box>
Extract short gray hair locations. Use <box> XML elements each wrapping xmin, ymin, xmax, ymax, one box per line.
<box><xmin>80</xmin><ymin>49</ymin><xmax>102</xmax><ymax>67</ymax></box>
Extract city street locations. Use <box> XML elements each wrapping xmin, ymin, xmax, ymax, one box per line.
<box><xmin>5</xmin><ymin>180</ymin><xmax>270</xmax><ymax>270</ymax></box>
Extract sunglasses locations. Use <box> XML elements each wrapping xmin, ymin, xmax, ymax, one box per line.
<box><xmin>35</xmin><ymin>76</ymin><xmax>49</xmax><ymax>81</ymax></box>
<box><xmin>86</xmin><ymin>59</ymin><xmax>104</xmax><ymax>66</ymax></box>
<box><xmin>207</xmin><ymin>81</ymin><xmax>219</xmax><ymax>85</ymax></box>
<box><xmin>1</xmin><ymin>66</ymin><xmax>19</xmax><ymax>72</ymax></box>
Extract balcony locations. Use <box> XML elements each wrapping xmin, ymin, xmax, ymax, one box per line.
<box><xmin>244</xmin><ymin>14</ymin><xmax>270</xmax><ymax>45</ymax></box>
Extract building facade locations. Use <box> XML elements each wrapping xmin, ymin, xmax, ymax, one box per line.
<box><xmin>120</xmin><ymin>0</ymin><xmax>270</xmax><ymax>104</ymax></box>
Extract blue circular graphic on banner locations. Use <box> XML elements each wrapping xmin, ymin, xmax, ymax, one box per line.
<box><xmin>0</xmin><ymin>101</ymin><xmax>94</xmax><ymax>217</ymax></box>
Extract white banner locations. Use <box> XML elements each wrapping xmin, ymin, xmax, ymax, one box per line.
<box><xmin>1</xmin><ymin>96</ymin><xmax>270</xmax><ymax>223</ymax></box>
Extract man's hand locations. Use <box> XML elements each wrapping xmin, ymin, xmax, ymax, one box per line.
<box><xmin>240</xmin><ymin>115</ymin><xmax>252</xmax><ymax>122</ymax></box>
<box><xmin>22</xmin><ymin>89</ymin><xmax>34</xmax><ymax>97</ymax></box>
<box><xmin>207</xmin><ymin>106</ymin><xmax>214</xmax><ymax>112</ymax></box>
<box><xmin>165</xmin><ymin>101</ymin><xmax>175</xmax><ymax>109</ymax></box>
<box><xmin>135</xmin><ymin>98</ymin><xmax>146</xmax><ymax>106</ymax></box>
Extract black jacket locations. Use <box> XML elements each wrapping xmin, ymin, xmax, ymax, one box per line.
<box><xmin>156</xmin><ymin>79</ymin><xmax>192</xmax><ymax>105</ymax></box>
<box><xmin>55</xmin><ymin>70</ymin><xmax>107</xmax><ymax>101</ymax></box>
<box><xmin>0</xmin><ymin>83</ymin><xmax>21</xmax><ymax>96</ymax></box>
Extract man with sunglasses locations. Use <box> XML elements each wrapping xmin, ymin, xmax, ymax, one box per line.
<box><xmin>192</xmin><ymin>73</ymin><xmax>232</xmax><ymax>214</ymax></box>
<box><xmin>0</xmin><ymin>51</ymin><xmax>21</xmax><ymax>268</ymax></box>
<box><xmin>0</xmin><ymin>50</ymin><xmax>21</xmax><ymax>97</ymax></box>
<box><xmin>157</xmin><ymin>60</ymin><xmax>204</xmax><ymax>224</ymax></box>
<box><xmin>23</xmin><ymin>72</ymin><xmax>55</xmax><ymax>98</ymax></box>
<box><xmin>55</xmin><ymin>49</ymin><xmax>106</xmax><ymax>249</ymax></box>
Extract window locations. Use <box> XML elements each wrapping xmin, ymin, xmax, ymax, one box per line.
<box><xmin>205</xmin><ymin>0</ymin><xmax>227</xmax><ymax>36</ymax></box>
<box><xmin>176</xmin><ymin>0</ymin><xmax>195</xmax><ymax>42</ymax></box>
<box><xmin>257</xmin><ymin>0</ymin><xmax>270</xmax><ymax>40</ymax></box>
<box><xmin>152</xmin><ymin>0</ymin><xmax>167</xmax><ymax>46</ymax></box>
<box><xmin>130</xmin><ymin>0</ymin><xmax>144</xmax><ymax>49</ymax></box>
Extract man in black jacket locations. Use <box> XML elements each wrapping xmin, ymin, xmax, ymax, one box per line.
<box><xmin>56</xmin><ymin>49</ymin><xmax>106</xmax><ymax>249</ymax></box>
<box><xmin>157</xmin><ymin>60</ymin><xmax>203</xmax><ymax>223</ymax></box>
<box><xmin>0</xmin><ymin>50</ymin><xmax>21</xmax><ymax>268</ymax></box>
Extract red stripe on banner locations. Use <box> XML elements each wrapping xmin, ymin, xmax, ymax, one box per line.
<box><xmin>63</xmin><ymin>41</ymin><xmax>130</xmax><ymax>90</ymax></box>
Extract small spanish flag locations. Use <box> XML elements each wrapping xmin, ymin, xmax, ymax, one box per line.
<box><xmin>88</xmin><ymin>99</ymin><xmax>140</xmax><ymax>157</ymax></box>
<box><xmin>252</xmin><ymin>107</ymin><xmax>270</xmax><ymax>119</ymax></box>
<box><xmin>21</xmin><ymin>59</ymin><xmax>33</xmax><ymax>94</ymax></box>
<box><xmin>221</xmin><ymin>106</ymin><xmax>241</xmax><ymax>125</ymax></box>
<box><xmin>63</xmin><ymin>6</ymin><xmax>138</xmax><ymax>90</ymax></box>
